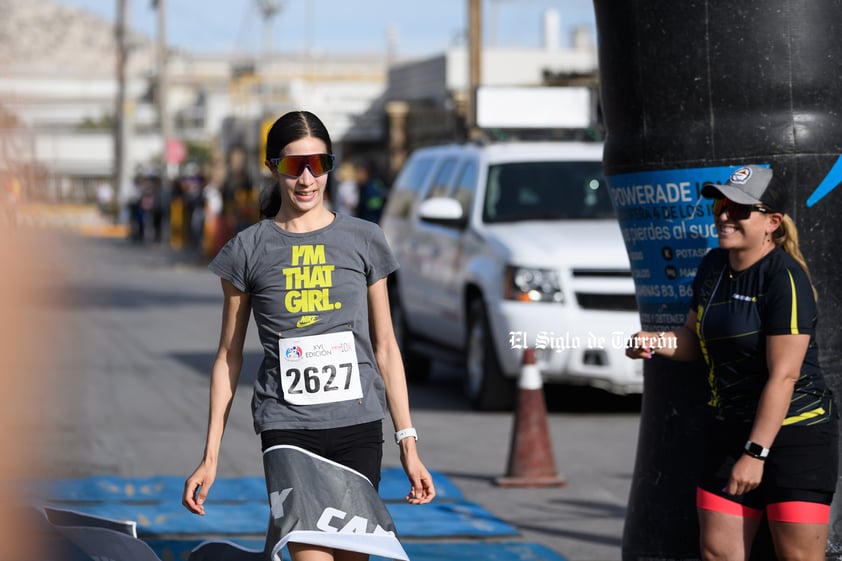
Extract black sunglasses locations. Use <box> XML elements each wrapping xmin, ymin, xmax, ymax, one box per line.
<box><xmin>712</xmin><ymin>197</ymin><xmax>771</xmax><ymax>221</ymax></box>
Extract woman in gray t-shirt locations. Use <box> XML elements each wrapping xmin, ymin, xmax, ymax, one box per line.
<box><xmin>182</xmin><ymin>111</ymin><xmax>435</xmax><ymax>560</ymax></box>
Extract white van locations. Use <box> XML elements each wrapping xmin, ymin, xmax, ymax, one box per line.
<box><xmin>380</xmin><ymin>141</ymin><xmax>643</xmax><ymax>410</ymax></box>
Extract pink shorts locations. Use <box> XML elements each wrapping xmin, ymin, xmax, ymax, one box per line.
<box><xmin>697</xmin><ymin>488</ymin><xmax>831</xmax><ymax>524</ymax></box>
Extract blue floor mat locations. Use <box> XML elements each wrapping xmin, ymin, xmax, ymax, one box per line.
<box><xmin>30</xmin><ymin>475</ymin><xmax>267</xmax><ymax>504</ymax></box>
<box><xmin>399</xmin><ymin>542</ymin><xmax>568</xmax><ymax>561</ymax></box>
<box><xmin>59</xmin><ymin>501</ymin><xmax>269</xmax><ymax>535</ymax></box>
<box><xmin>389</xmin><ymin>501</ymin><xmax>518</xmax><ymax>538</ymax></box>
<box><xmin>32</xmin><ymin>474</ymin><xmax>566</xmax><ymax>561</ymax></box>
<box><xmin>30</xmin><ymin>468</ymin><xmax>463</xmax><ymax>505</ymax></box>
<box><xmin>145</xmin><ymin>538</ymin><xmax>265</xmax><ymax>560</ymax></box>
<box><xmin>379</xmin><ymin>468</ymin><xmax>464</xmax><ymax>501</ymax></box>
<box><xmin>145</xmin><ymin>539</ymin><xmax>569</xmax><ymax>561</ymax></box>
<box><xmin>54</xmin><ymin>499</ymin><xmax>517</xmax><ymax>538</ymax></box>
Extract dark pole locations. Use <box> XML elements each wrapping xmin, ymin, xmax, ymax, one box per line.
<box><xmin>594</xmin><ymin>1</ymin><xmax>842</xmax><ymax>559</ymax></box>
<box><xmin>155</xmin><ymin>0</ymin><xmax>171</xmax><ymax>166</ymax></box>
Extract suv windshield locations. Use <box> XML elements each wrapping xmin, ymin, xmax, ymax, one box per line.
<box><xmin>483</xmin><ymin>161</ymin><xmax>614</xmax><ymax>223</ymax></box>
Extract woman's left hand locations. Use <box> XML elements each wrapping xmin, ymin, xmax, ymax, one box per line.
<box><xmin>399</xmin><ymin>439</ymin><xmax>436</xmax><ymax>504</ymax></box>
<box><xmin>725</xmin><ymin>454</ymin><xmax>764</xmax><ymax>496</ymax></box>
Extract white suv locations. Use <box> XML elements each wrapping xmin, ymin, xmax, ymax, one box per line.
<box><xmin>381</xmin><ymin>141</ymin><xmax>642</xmax><ymax>410</ymax></box>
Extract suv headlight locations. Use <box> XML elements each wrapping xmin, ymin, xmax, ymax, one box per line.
<box><xmin>504</xmin><ymin>266</ymin><xmax>564</xmax><ymax>303</ymax></box>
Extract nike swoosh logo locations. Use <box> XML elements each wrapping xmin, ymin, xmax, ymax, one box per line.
<box><xmin>296</xmin><ymin>315</ymin><xmax>320</xmax><ymax>328</ymax></box>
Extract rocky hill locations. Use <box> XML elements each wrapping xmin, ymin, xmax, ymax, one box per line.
<box><xmin>0</xmin><ymin>0</ymin><xmax>154</xmax><ymax>76</ymax></box>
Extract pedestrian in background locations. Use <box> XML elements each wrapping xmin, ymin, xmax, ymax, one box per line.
<box><xmin>355</xmin><ymin>161</ymin><xmax>387</xmax><ymax>223</ymax></box>
<box><xmin>183</xmin><ymin>110</ymin><xmax>435</xmax><ymax>561</ymax></box>
<box><xmin>334</xmin><ymin>161</ymin><xmax>359</xmax><ymax>216</ymax></box>
<box><xmin>127</xmin><ymin>173</ymin><xmax>147</xmax><ymax>243</ymax></box>
<box><xmin>220</xmin><ymin>145</ymin><xmax>257</xmax><ymax>238</ymax></box>
<box><xmin>626</xmin><ymin>165</ymin><xmax>838</xmax><ymax>561</ymax></box>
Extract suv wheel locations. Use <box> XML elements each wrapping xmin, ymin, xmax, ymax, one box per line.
<box><xmin>465</xmin><ymin>298</ymin><xmax>514</xmax><ymax>410</ymax></box>
<box><xmin>390</xmin><ymin>286</ymin><xmax>431</xmax><ymax>383</ymax></box>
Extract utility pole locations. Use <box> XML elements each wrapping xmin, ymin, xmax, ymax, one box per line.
<box><xmin>153</xmin><ymin>0</ymin><xmax>182</xmax><ymax>247</ymax></box>
<box><xmin>154</xmin><ymin>0</ymin><xmax>172</xmax><ymax>176</ymax></box>
<box><xmin>468</xmin><ymin>0</ymin><xmax>482</xmax><ymax>139</ymax></box>
<box><xmin>256</xmin><ymin>0</ymin><xmax>283</xmax><ymax>152</ymax></box>
<box><xmin>114</xmin><ymin>0</ymin><xmax>130</xmax><ymax>222</ymax></box>
<box><xmin>257</xmin><ymin>0</ymin><xmax>282</xmax><ymax>68</ymax></box>
<box><xmin>256</xmin><ymin>0</ymin><xmax>282</xmax><ymax>122</ymax></box>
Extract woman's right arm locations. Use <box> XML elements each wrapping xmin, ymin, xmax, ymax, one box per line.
<box><xmin>182</xmin><ymin>279</ymin><xmax>251</xmax><ymax>515</ymax></box>
<box><xmin>625</xmin><ymin>309</ymin><xmax>701</xmax><ymax>361</ymax></box>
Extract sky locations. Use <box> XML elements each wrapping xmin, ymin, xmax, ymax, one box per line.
<box><xmin>54</xmin><ymin>0</ymin><xmax>597</xmax><ymax>58</ymax></box>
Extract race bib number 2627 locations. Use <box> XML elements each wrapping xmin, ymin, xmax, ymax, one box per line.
<box><xmin>278</xmin><ymin>331</ymin><xmax>363</xmax><ymax>405</ymax></box>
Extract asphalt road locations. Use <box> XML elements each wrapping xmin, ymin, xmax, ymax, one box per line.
<box><xmin>16</xmin><ymin>228</ymin><xmax>641</xmax><ymax>561</ymax></box>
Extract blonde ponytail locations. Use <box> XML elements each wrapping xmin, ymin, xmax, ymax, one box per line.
<box><xmin>772</xmin><ymin>215</ymin><xmax>818</xmax><ymax>301</ymax></box>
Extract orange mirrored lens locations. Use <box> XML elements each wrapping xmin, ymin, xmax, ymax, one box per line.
<box><xmin>273</xmin><ymin>154</ymin><xmax>335</xmax><ymax>177</ymax></box>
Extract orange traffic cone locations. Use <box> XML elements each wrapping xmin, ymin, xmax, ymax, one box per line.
<box><xmin>495</xmin><ymin>347</ymin><xmax>566</xmax><ymax>487</ymax></box>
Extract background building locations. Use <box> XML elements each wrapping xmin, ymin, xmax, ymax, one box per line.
<box><xmin>0</xmin><ymin>0</ymin><xmax>598</xmax><ymax>209</ymax></box>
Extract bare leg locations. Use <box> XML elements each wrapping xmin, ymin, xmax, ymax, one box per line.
<box><xmin>287</xmin><ymin>543</ymin><xmax>369</xmax><ymax>561</ymax></box>
<box><xmin>698</xmin><ymin>508</ymin><xmax>761</xmax><ymax>561</ymax></box>
<box><xmin>287</xmin><ymin>543</ymin><xmax>332</xmax><ymax>561</ymax></box>
<box><xmin>769</xmin><ymin>520</ymin><xmax>828</xmax><ymax>561</ymax></box>
<box><xmin>334</xmin><ymin>550</ymin><xmax>369</xmax><ymax>561</ymax></box>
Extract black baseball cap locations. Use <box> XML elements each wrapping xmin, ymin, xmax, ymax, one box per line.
<box><xmin>701</xmin><ymin>165</ymin><xmax>788</xmax><ymax>213</ymax></box>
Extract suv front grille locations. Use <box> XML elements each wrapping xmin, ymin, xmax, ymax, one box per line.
<box><xmin>575</xmin><ymin>292</ymin><xmax>638</xmax><ymax>311</ymax></box>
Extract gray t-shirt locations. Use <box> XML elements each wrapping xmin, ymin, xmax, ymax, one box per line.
<box><xmin>209</xmin><ymin>213</ymin><xmax>399</xmax><ymax>432</ymax></box>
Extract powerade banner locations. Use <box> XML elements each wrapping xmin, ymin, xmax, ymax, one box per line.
<box><xmin>606</xmin><ymin>164</ymin><xmax>755</xmax><ymax>332</ymax></box>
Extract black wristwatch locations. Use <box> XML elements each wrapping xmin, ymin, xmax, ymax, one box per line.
<box><xmin>744</xmin><ymin>440</ymin><xmax>770</xmax><ymax>460</ymax></box>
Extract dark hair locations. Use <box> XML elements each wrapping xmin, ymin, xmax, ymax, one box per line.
<box><xmin>260</xmin><ymin>111</ymin><xmax>333</xmax><ymax>218</ymax></box>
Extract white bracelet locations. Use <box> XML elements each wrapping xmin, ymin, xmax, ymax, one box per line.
<box><xmin>394</xmin><ymin>427</ymin><xmax>418</xmax><ymax>445</ymax></box>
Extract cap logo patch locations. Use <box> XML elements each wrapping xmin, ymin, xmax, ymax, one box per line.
<box><xmin>730</xmin><ymin>167</ymin><xmax>752</xmax><ymax>184</ymax></box>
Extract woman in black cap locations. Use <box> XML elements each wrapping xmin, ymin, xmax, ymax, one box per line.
<box><xmin>626</xmin><ymin>165</ymin><xmax>837</xmax><ymax>560</ymax></box>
